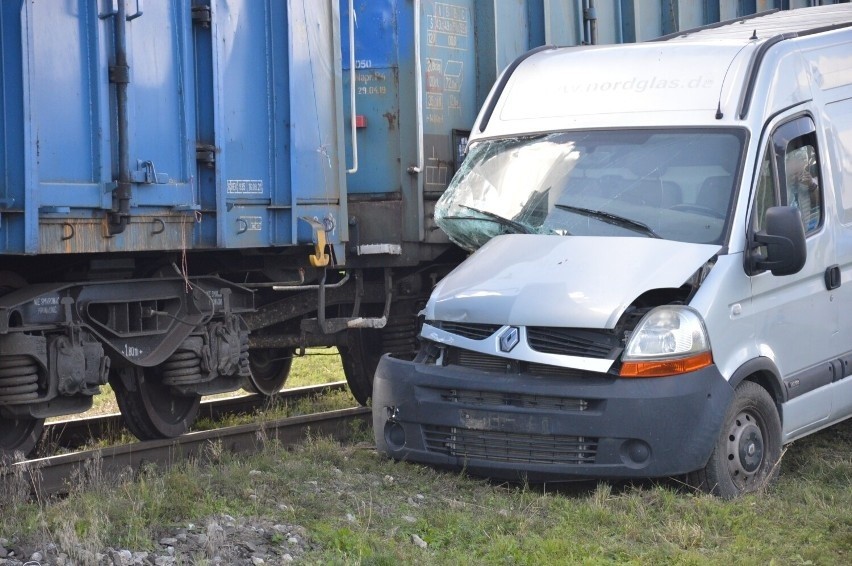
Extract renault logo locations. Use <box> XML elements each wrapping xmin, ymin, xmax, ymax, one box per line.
<box><xmin>499</xmin><ymin>326</ymin><xmax>520</xmax><ymax>352</ymax></box>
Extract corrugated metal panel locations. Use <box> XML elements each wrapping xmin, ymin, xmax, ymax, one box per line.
<box><xmin>1</xmin><ymin>0</ymin><xmax>34</xmax><ymax>254</ymax></box>
<box><xmin>289</xmin><ymin>0</ymin><xmax>347</xmax><ymax>250</ymax></box>
<box><xmin>537</xmin><ymin>0</ymin><xmax>846</xmax><ymax>48</ymax></box>
<box><xmin>22</xmin><ymin>0</ymin><xmax>113</xmax><ymax>254</ymax></box>
<box><xmin>341</xmin><ymin>0</ymin><xmax>404</xmax><ymax>196</ymax></box>
<box><xmin>543</xmin><ymin>0</ymin><xmax>582</xmax><ymax>46</ymax></box>
<box><xmin>0</xmin><ymin>0</ymin><xmax>345</xmax><ymax>255</ymax></box>
<box><xmin>204</xmin><ymin>0</ymin><xmax>291</xmax><ymax>249</ymax></box>
<box><xmin>341</xmin><ymin>0</ymin><xmax>550</xmax><ymax>247</ymax></box>
<box><xmin>667</xmin><ymin>3</ymin><xmax>852</xmax><ymax>40</ymax></box>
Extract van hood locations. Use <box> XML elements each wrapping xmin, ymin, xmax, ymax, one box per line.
<box><xmin>425</xmin><ymin>235</ymin><xmax>721</xmax><ymax>329</ymax></box>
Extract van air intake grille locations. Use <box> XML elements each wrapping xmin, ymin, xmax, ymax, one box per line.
<box><xmin>432</xmin><ymin>321</ymin><xmax>501</xmax><ymax>340</ymax></box>
<box><xmin>444</xmin><ymin>347</ymin><xmax>600</xmax><ymax>379</ymax></box>
<box><xmin>436</xmin><ymin>388</ymin><xmax>592</xmax><ymax>411</ymax></box>
<box><xmin>423</xmin><ymin>425</ymin><xmax>598</xmax><ymax>465</ymax></box>
<box><xmin>448</xmin><ymin>348</ymin><xmax>512</xmax><ymax>372</ymax></box>
<box><xmin>527</xmin><ymin>327</ymin><xmax>620</xmax><ymax>359</ymax></box>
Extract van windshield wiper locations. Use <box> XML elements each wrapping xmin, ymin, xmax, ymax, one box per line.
<box><xmin>554</xmin><ymin>204</ymin><xmax>661</xmax><ymax>238</ymax></box>
<box><xmin>444</xmin><ymin>205</ymin><xmax>533</xmax><ymax>235</ymax></box>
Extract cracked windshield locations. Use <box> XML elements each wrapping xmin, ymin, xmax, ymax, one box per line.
<box><xmin>435</xmin><ymin>129</ymin><xmax>745</xmax><ymax>251</ymax></box>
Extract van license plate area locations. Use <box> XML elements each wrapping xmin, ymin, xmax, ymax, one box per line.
<box><xmin>460</xmin><ymin>408</ymin><xmax>550</xmax><ymax>435</ymax></box>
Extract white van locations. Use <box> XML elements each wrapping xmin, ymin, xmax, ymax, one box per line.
<box><xmin>371</xmin><ymin>5</ymin><xmax>852</xmax><ymax>498</ymax></box>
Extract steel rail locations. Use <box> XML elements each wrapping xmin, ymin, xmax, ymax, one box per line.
<box><xmin>40</xmin><ymin>381</ymin><xmax>349</xmax><ymax>451</ymax></box>
<box><xmin>7</xmin><ymin>406</ymin><xmax>371</xmax><ymax>499</ymax></box>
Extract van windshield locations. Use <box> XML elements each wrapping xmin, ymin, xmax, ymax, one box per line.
<box><xmin>435</xmin><ymin>129</ymin><xmax>745</xmax><ymax>251</ymax></box>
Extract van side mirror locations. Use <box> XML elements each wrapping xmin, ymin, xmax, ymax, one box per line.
<box><xmin>749</xmin><ymin>206</ymin><xmax>807</xmax><ymax>276</ymax></box>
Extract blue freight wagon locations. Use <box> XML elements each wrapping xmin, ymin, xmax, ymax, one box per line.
<box><xmin>0</xmin><ymin>0</ymin><xmax>346</xmax><ymax>455</ymax></box>
<box><xmin>0</xmin><ymin>0</ymin><xmax>824</xmax><ymax>456</ymax></box>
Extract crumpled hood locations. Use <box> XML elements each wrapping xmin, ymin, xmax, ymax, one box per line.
<box><xmin>425</xmin><ymin>235</ymin><xmax>721</xmax><ymax>329</ymax></box>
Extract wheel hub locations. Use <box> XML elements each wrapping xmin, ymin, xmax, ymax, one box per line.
<box><xmin>738</xmin><ymin>426</ymin><xmax>763</xmax><ymax>472</ymax></box>
<box><xmin>726</xmin><ymin>410</ymin><xmax>765</xmax><ymax>488</ymax></box>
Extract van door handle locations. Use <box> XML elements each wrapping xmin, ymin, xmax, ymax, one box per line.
<box><xmin>825</xmin><ymin>265</ymin><xmax>841</xmax><ymax>290</ymax></box>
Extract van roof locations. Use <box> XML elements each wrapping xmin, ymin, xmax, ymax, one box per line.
<box><xmin>473</xmin><ymin>5</ymin><xmax>852</xmax><ymax>139</ymax></box>
<box><xmin>662</xmin><ymin>4</ymin><xmax>852</xmax><ymax>42</ymax></box>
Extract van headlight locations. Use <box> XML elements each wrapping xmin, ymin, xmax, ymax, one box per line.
<box><xmin>620</xmin><ymin>306</ymin><xmax>713</xmax><ymax>378</ymax></box>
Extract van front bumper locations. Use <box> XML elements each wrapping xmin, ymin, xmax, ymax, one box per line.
<box><xmin>372</xmin><ymin>354</ymin><xmax>734</xmax><ymax>481</ymax></box>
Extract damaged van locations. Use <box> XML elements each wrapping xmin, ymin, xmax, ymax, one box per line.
<box><xmin>372</xmin><ymin>5</ymin><xmax>852</xmax><ymax>498</ymax></box>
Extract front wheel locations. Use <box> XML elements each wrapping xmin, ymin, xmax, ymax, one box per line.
<box><xmin>688</xmin><ymin>381</ymin><xmax>781</xmax><ymax>498</ymax></box>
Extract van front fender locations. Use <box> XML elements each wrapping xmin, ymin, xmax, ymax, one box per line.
<box><xmin>729</xmin><ymin>357</ymin><xmax>786</xmax><ymax>406</ymax></box>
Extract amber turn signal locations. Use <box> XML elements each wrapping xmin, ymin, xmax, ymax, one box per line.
<box><xmin>619</xmin><ymin>351</ymin><xmax>713</xmax><ymax>378</ymax></box>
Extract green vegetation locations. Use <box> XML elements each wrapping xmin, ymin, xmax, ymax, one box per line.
<box><xmin>3</xmin><ymin>419</ymin><xmax>849</xmax><ymax>564</ymax></box>
<box><xmin>192</xmin><ymin>388</ymin><xmax>357</xmax><ymax>432</ymax></box>
<box><xmin>7</xmin><ymin>352</ymin><xmax>851</xmax><ymax>563</ymax></box>
<box><xmin>285</xmin><ymin>347</ymin><xmax>347</xmax><ymax>388</ymax></box>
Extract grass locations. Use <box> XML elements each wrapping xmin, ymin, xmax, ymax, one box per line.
<box><xmin>4</xmin><ymin>420</ymin><xmax>849</xmax><ymax>564</ymax></box>
<box><xmin>285</xmin><ymin>347</ymin><xmax>347</xmax><ymax>388</ymax></box>
<box><xmin>7</xmin><ymin>352</ymin><xmax>852</xmax><ymax>564</ymax></box>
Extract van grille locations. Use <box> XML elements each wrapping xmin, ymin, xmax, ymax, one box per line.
<box><xmin>432</xmin><ymin>321</ymin><xmax>501</xmax><ymax>340</ymax></box>
<box><xmin>445</xmin><ymin>347</ymin><xmax>600</xmax><ymax>379</ymax></box>
<box><xmin>448</xmin><ymin>348</ymin><xmax>512</xmax><ymax>372</ymax></box>
<box><xmin>527</xmin><ymin>327</ymin><xmax>620</xmax><ymax>359</ymax></box>
<box><xmin>423</xmin><ymin>426</ymin><xmax>598</xmax><ymax>465</ymax></box>
<box><xmin>436</xmin><ymin>388</ymin><xmax>592</xmax><ymax>412</ymax></box>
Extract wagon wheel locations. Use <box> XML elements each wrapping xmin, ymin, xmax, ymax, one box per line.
<box><xmin>0</xmin><ymin>413</ymin><xmax>44</xmax><ymax>460</ymax></box>
<box><xmin>339</xmin><ymin>328</ymin><xmax>383</xmax><ymax>406</ymax></box>
<box><xmin>0</xmin><ymin>272</ymin><xmax>45</xmax><ymax>459</ymax></box>
<box><xmin>111</xmin><ymin>366</ymin><xmax>201</xmax><ymax>440</ymax></box>
<box><xmin>246</xmin><ymin>348</ymin><xmax>294</xmax><ymax>396</ymax></box>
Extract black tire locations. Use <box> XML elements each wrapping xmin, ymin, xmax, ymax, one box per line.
<box><xmin>0</xmin><ymin>414</ymin><xmax>44</xmax><ymax>459</ymax></box>
<box><xmin>246</xmin><ymin>348</ymin><xmax>294</xmax><ymax>396</ymax></box>
<box><xmin>688</xmin><ymin>381</ymin><xmax>781</xmax><ymax>498</ymax></box>
<box><xmin>111</xmin><ymin>367</ymin><xmax>201</xmax><ymax>440</ymax></box>
<box><xmin>339</xmin><ymin>328</ymin><xmax>383</xmax><ymax>406</ymax></box>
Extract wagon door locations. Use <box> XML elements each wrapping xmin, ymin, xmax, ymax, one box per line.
<box><xmin>8</xmin><ymin>0</ymin><xmax>199</xmax><ymax>255</ymax></box>
<box><xmin>192</xmin><ymin>0</ymin><xmax>346</xmax><ymax>252</ymax></box>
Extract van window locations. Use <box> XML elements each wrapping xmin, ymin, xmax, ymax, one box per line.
<box><xmin>752</xmin><ymin>117</ymin><xmax>823</xmax><ymax>236</ymax></box>
<box><xmin>756</xmin><ymin>117</ymin><xmax>823</xmax><ymax>235</ymax></box>
<box><xmin>782</xmin><ymin>136</ymin><xmax>821</xmax><ymax>234</ymax></box>
<box><xmin>753</xmin><ymin>146</ymin><xmax>777</xmax><ymax>233</ymax></box>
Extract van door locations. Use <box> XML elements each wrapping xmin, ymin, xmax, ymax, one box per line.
<box><xmin>824</xmin><ymin>98</ymin><xmax>852</xmax><ymax>423</ymax></box>
<box><xmin>748</xmin><ymin>115</ymin><xmax>835</xmax><ymax>437</ymax></box>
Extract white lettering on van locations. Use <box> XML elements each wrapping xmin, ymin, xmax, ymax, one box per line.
<box><xmin>562</xmin><ymin>75</ymin><xmax>714</xmax><ymax>95</ymax></box>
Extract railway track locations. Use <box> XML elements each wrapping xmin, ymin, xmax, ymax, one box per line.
<box><xmin>6</xmin><ymin>405</ymin><xmax>371</xmax><ymax>499</ymax></box>
<box><xmin>39</xmin><ymin>381</ymin><xmax>350</xmax><ymax>452</ymax></box>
